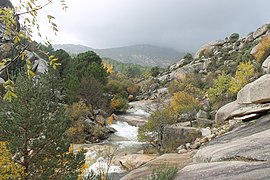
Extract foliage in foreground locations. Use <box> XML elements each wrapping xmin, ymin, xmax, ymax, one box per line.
<box><xmin>0</xmin><ymin>142</ymin><xmax>25</xmax><ymax>179</ymax></box>
<box><xmin>0</xmin><ymin>72</ymin><xmax>84</xmax><ymax>179</ymax></box>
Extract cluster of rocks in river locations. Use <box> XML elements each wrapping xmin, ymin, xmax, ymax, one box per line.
<box><xmin>82</xmin><ymin>108</ymin><xmax>118</xmax><ymax>143</ymax></box>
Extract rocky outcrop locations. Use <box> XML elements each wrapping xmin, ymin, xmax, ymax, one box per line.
<box><xmin>237</xmin><ymin>74</ymin><xmax>270</xmax><ymax>104</ymax></box>
<box><xmin>253</xmin><ymin>24</ymin><xmax>270</xmax><ymax>39</ymax></box>
<box><xmin>215</xmin><ymin>101</ymin><xmax>240</xmax><ymax>124</ymax></box>
<box><xmin>0</xmin><ymin>0</ymin><xmax>48</xmax><ymax>78</ymax></box>
<box><xmin>196</xmin><ymin>114</ymin><xmax>270</xmax><ymax>163</ymax></box>
<box><xmin>27</xmin><ymin>51</ymin><xmax>49</xmax><ymax>74</ymax></box>
<box><xmin>176</xmin><ymin>161</ymin><xmax>270</xmax><ymax>180</ymax></box>
<box><xmin>194</xmin><ymin>40</ymin><xmax>225</xmax><ymax>59</ymax></box>
<box><xmin>262</xmin><ymin>55</ymin><xmax>270</xmax><ymax>73</ymax></box>
<box><xmin>117</xmin><ymin>154</ymin><xmax>157</xmax><ymax>170</ymax></box>
<box><xmin>120</xmin><ymin>152</ymin><xmax>196</xmax><ymax>180</ymax></box>
<box><xmin>175</xmin><ymin>114</ymin><xmax>270</xmax><ymax>179</ymax></box>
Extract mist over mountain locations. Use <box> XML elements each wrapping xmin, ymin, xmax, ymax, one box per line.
<box><xmin>53</xmin><ymin>44</ymin><xmax>185</xmax><ymax>67</ymax></box>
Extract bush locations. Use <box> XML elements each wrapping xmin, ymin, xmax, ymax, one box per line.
<box><xmin>229</xmin><ymin>61</ymin><xmax>255</xmax><ymax>94</ymax></box>
<box><xmin>0</xmin><ymin>142</ymin><xmax>25</xmax><ymax>179</ymax></box>
<box><xmin>127</xmin><ymin>84</ymin><xmax>140</xmax><ymax>96</ymax></box>
<box><xmin>110</xmin><ymin>96</ymin><xmax>128</xmax><ymax>112</ymax></box>
<box><xmin>149</xmin><ymin>166</ymin><xmax>178</xmax><ymax>180</ymax></box>
<box><xmin>229</xmin><ymin>33</ymin><xmax>240</xmax><ymax>43</ymax></box>
<box><xmin>150</xmin><ymin>66</ymin><xmax>160</xmax><ymax>77</ymax></box>
<box><xmin>68</xmin><ymin>101</ymin><xmax>91</xmax><ymax>120</ymax></box>
<box><xmin>208</xmin><ymin>73</ymin><xmax>232</xmax><ymax>103</ymax></box>
<box><xmin>168</xmin><ymin>74</ymin><xmax>204</xmax><ymax>99</ymax></box>
<box><xmin>254</xmin><ymin>35</ymin><xmax>270</xmax><ymax>62</ymax></box>
<box><xmin>66</xmin><ymin>102</ymin><xmax>92</xmax><ymax>143</ymax></box>
<box><xmin>183</xmin><ymin>53</ymin><xmax>193</xmax><ymax>62</ymax></box>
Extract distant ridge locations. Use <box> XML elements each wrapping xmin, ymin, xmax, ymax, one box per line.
<box><xmin>53</xmin><ymin>44</ymin><xmax>185</xmax><ymax>67</ymax></box>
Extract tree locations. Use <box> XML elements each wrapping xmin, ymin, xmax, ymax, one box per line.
<box><xmin>63</xmin><ymin>51</ymin><xmax>108</xmax><ymax>104</ymax></box>
<box><xmin>78</xmin><ymin>76</ymin><xmax>108</xmax><ymax>109</ymax></box>
<box><xmin>138</xmin><ymin>107</ymin><xmax>176</xmax><ymax>152</ymax></box>
<box><xmin>0</xmin><ymin>72</ymin><xmax>84</xmax><ymax>179</ymax></box>
<box><xmin>150</xmin><ymin>66</ymin><xmax>160</xmax><ymax>77</ymax></box>
<box><xmin>169</xmin><ymin>91</ymin><xmax>201</xmax><ymax>126</ymax></box>
<box><xmin>52</xmin><ymin>49</ymin><xmax>72</xmax><ymax>77</ymax></box>
<box><xmin>208</xmin><ymin>73</ymin><xmax>232</xmax><ymax>103</ymax></box>
<box><xmin>229</xmin><ymin>61</ymin><xmax>255</xmax><ymax>94</ymax></box>
<box><xmin>170</xmin><ymin>92</ymin><xmax>200</xmax><ymax>117</ymax></box>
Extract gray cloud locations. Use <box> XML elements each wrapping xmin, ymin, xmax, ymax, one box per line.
<box><xmin>44</xmin><ymin>0</ymin><xmax>270</xmax><ymax>52</ymax></box>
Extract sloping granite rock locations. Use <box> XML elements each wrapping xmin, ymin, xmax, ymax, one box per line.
<box><xmin>175</xmin><ymin>161</ymin><xmax>270</xmax><ymax>180</ymax></box>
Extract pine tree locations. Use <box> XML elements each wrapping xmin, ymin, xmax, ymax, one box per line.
<box><xmin>0</xmin><ymin>72</ymin><xmax>84</xmax><ymax>179</ymax></box>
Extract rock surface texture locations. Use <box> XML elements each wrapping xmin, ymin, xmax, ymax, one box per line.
<box><xmin>175</xmin><ymin>114</ymin><xmax>270</xmax><ymax>179</ymax></box>
<box><xmin>121</xmin><ymin>151</ymin><xmax>196</xmax><ymax>180</ymax></box>
<box><xmin>237</xmin><ymin>74</ymin><xmax>270</xmax><ymax>104</ymax></box>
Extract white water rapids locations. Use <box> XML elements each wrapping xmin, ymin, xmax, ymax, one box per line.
<box><xmin>83</xmin><ymin>101</ymin><xmax>153</xmax><ymax>178</ymax></box>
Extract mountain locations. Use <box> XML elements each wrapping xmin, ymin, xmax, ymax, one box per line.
<box><xmin>53</xmin><ymin>44</ymin><xmax>94</xmax><ymax>54</ymax></box>
<box><xmin>53</xmin><ymin>44</ymin><xmax>185</xmax><ymax>67</ymax></box>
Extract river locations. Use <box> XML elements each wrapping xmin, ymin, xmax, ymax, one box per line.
<box><xmin>82</xmin><ymin>100</ymin><xmax>153</xmax><ymax>179</ymax></box>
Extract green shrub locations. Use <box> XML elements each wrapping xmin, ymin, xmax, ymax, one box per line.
<box><xmin>148</xmin><ymin>166</ymin><xmax>178</xmax><ymax>180</ymax></box>
<box><xmin>229</xmin><ymin>33</ymin><xmax>240</xmax><ymax>43</ymax></box>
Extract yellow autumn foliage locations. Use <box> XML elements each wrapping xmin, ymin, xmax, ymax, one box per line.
<box><xmin>102</xmin><ymin>61</ymin><xmax>113</xmax><ymax>73</ymax></box>
<box><xmin>229</xmin><ymin>61</ymin><xmax>255</xmax><ymax>94</ymax></box>
<box><xmin>110</xmin><ymin>97</ymin><xmax>128</xmax><ymax>111</ymax></box>
<box><xmin>0</xmin><ymin>142</ymin><xmax>25</xmax><ymax>179</ymax></box>
<box><xmin>127</xmin><ymin>84</ymin><xmax>140</xmax><ymax>96</ymax></box>
<box><xmin>170</xmin><ymin>92</ymin><xmax>200</xmax><ymax>116</ymax></box>
<box><xmin>68</xmin><ymin>101</ymin><xmax>91</xmax><ymax>120</ymax></box>
<box><xmin>254</xmin><ymin>35</ymin><xmax>270</xmax><ymax>62</ymax></box>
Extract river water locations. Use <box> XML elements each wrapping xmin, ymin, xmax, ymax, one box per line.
<box><xmin>82</xmin><ymin>100</ymin><xmax>153</xmax><ymax>178</ymax></box>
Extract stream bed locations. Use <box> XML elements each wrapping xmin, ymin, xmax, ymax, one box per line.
<box><xmin>81</xmin><ymin>100</ymin><xmax>153</xmax><ymax>178</ymax></box>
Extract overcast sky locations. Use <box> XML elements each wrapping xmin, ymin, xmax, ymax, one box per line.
<box><xmin>13</xmin><ymin>0</ymin><xmax>270</xmax><ymax>52</ymax></box>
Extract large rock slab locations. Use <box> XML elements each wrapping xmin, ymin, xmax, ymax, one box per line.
<box><xmin>120</xmin><ymin>152</ymin><xmax>196</xmax><ymax>180</ymax></box>
<box><xmin>237</xmin><ymin>74</ymin><xmax>270</xmax><ymax>104</ymax></box>
<box><xmin>170</xmin><ymin>62</ymin><xmax>205</xmax><ymax>81</ymax></box>
<box><xmin>215</xmin><ymin>101</ymin><xmax>240</xmax><ymax>124</ymax></box>
<box><xmin>175</xmin><ymin>161</ymin><xmax>270</xmax><ymax>180</ymax></box>
<box><xmin>262</xmin><ymin>55</ymin><xmax>270</xmax><ymax>73</ymax></box>
<box><xmin>116</xmin><ymin>154</ymin><xmax>157</xmax><ymax>170</ymax></box>
<box><xmin>195</xmin><ymin>114</ymin><xmax>270</xmax><ymax>163</ymax></box>
<box><xmin>230</xmin><ymin>103</ymin><xmax>270</xmax><ymax>118</ymax></box>
<box><xmin>194</xmin><ymin>40</ymin><xmax>225</xmax><ymax>59</ymax></box>
<box><xmin>253</xmin><ymin>24</ymin><xmax>270</xmax><ymax>39</ymax></box>
<box><xmin>175</xmin><ymin>114</ymin><xmax>270</xmax><ymax>179</ymax></box>
<box><xmin>250</xmin><ymin>44</ymin><xmax>259</xmax><ymax>55</ymax></box>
